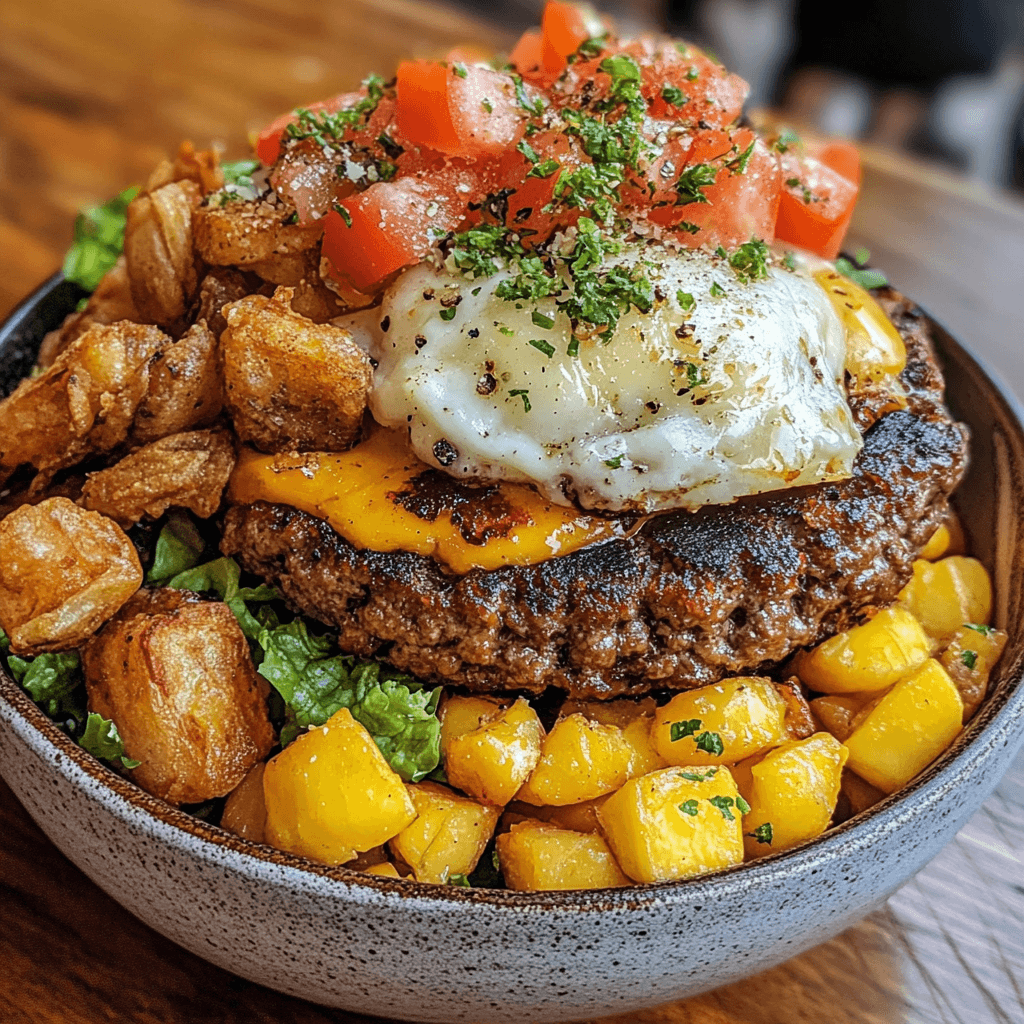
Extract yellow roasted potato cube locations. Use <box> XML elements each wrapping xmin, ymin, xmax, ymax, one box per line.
<box><xmin>791</xmin><ymin>607</ymin><xmax>932</xmax><ymax>694</ymax></box>
<box><xmin>496</xmin><ymin>820</ymin><xmax>630</xmax><ymax>891</ymax></box>
<box><xmin>442</xmin><ymin>696</ymin><xmax>543</xmax><ymax>806</ymax></box>
<box><xmin>652</xmin><ymin>678</ymin><xmax>788</xmax><ymax>766</ymax></box>
<box><xmin>898</xmin><ymin>556</ymin><xmax>992</xmax><ymax>642</ymax></box>
<box><xmin>809</xmin><ymin>693</ymin><xmax>875</xmax><ymax>741</ymax></box>
<box><xmin>516</xmin><ymin>714</ymin><xmax>633</xmax><ymax>806</ymax></box>
<box><xmin>598</xmin><ymin>765</ymin><xmax>744</xmax><ymax>883</ymax></box>
<box><xmin>502</xmin><ymin>795</ymin><xmax>610</xmax><ymax>834</ymax></box>
<box><xmin>364</xmin><ymin>862</ymin><xmax>401</xmax><ymax>878</ymax></box>
<box><xmin>735</xmin><ymin>733</ymin><xmax>848</xmax><ymax>859</ymax></box>
<box><xmin>0</xmin><ymin>498</ymin><xmax>143</xmax><ymax>654</ymax></box>
<box><xmin>844</xmin><ymin>659</ymin><xmax>963</xmax><ymax>793</ymax></box>
<box><xmin>263</xmin><ymin>707</ymin><xmax>416</xmax><ymax>865</ymax></box>
<box><xmin>83</xmin><ymin>588</ymin><xmax>274</xmax><ymax>805</ymax></box>
<box><xmin>220</xmin><ymin>288</ymin><xmax>372</xmax><ymax>453</ymax></box>
<box><xmin>439</xmin><ymin>695</ymin><xmax>506</xmax><ymax>748</ymax></box>
<box><xmin>939</xmin><ymin>624</ymin><xmax>1008</xmax><ymax>722</ymax></box>
<box><xmin>560</xmin><ymin>697</ymin><xmax>666</xmax><ymax>777</ymax></box>
<box><xmin>841</xmin><ymin>768</ymin><xmax>886</xmax><ymax>816</ymax></box>
<box><xmin>920</xmin><ymin>512</ymin><xmax>965</xmax><ymax>561</ymax></box>
<box><xmin>221</xmin><ymin>762</ymin><xmax>268</xmax><ymax>843</ymax></box>
<box><xmin>388</xmin><ymin>781</ymin><xmax>500</xmax><ymax>883</ymax></box>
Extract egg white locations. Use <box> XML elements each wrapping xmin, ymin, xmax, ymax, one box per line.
<box><xmin>351</xmin><ymin>240</ymin><xmax>861</xmax><ymax>512</ymax></box>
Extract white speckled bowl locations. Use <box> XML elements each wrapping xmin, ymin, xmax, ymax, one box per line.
<box><xmin>1</xmin><ymin>275</ymin><xmax>1023</xmax><ymax>1023</ymax></box>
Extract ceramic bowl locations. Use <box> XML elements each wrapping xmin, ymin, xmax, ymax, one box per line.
<box><xmin>1</xmin><ymin>274</ymin><xmax>1023</xmax><ymax>1024</ymax></box>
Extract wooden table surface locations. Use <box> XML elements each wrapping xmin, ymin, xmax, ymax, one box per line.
<box><xmin>1</xmin><ymin>1</ymin><xmax>1023</xmax><ymax>1022</ymax></box>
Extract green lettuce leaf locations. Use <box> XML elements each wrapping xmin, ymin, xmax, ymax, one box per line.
<box><xmin>62</xmin><ymin>185</ymin><xmax>140</xmax><ymax>292</ymax></box>
<box><xmin>7</xmin><ymin>650</ymin><xmax>83</xmax><ymax>719</ymax></box>
<box><xmin>257</xmin><ymin>618</ymin><xmax>441</xmax><ymax>781</ymax></box>
<box><xmin>168</xmin><ymin>556</ymin><xmax>278</xmax><ymax>639</ymax></box>
<box><xmin>146</xmin><ymin>511</ymin><xmax>206</xmax><ymax>584</ymax></box>
<box><xmin>79</xmin><ymin>712</ymin><xmax>140</xmax><ymax>768</ymax></box>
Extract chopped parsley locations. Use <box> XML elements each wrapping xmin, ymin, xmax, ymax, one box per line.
<box><xmin>511</xmin><ymin>74</ymin><xmax>546</xmax><ymax>115</ymax></box>
<box><xmin>670</xmin><ymin>718</ymin><xmax>702</xmax><ymax>742</ymax></box>
<box><xmin>679</xmin><ymin>799</ymin><xmax>699</xmax><ymax>816</ymax></box>
<box><xmin>773</xmin><ymin>129</ymin><xmax>801</xmax><ymax>153</ymax></box>
<box><xmin>965</xmin><ymin>623</ymin><xmax>994</xmax><ymax>636</ymax></box>
<box><xmin>452</xmin><ymin>63</ymin><xmax>468</xmax><ymax>79</ymax></box>
<box><xmin>685</xmin><ymin>362</ymin><xmax>707</xmax><ymax>388</ymax></box>
<box><xmin>961</xmin><ymin>650</ymin><xmax>978</xmax><ymax>670</ymax></box>
<box><xmin>708</xmin><ymin>795</ymin><xmax>742</xmax><ymax>821</ymax></box>
<box><xmin>285</xmin><ymin>74</ymin><xmax>387</xmax><ymax>145</ymax></box>
<box><xmin>661</xmin><ymin>84</ymin><xmax>687</xmax><ymax>106</ymax></box>
<box><xmin>695</xmin><ymin>730</ymin><xmax>724</xmax><ymax>756</ymax></box>
<box><xmin>603</xmin><ymin>455</ymin><xmax>623</xmax><ymax>469</ymax></box>
<box><xmin>376</xmin><ymin>132</ymin><xmax>404</xmax><ymax>160</ymax></box>
<box><xmin>678</xmin><ymin>768</ymin><xmax>718</xmax><ymax>782</ymax></box>
<box><xmin>527</xmin><ymin>158</ymin><xmax>560</xmax><ymax>179</ymax></box>
<box><xmin>509</xmin><ymin>388</ymin><xmax>531</xmax><ymax>412</ymax></box>
<box><xmin>747</xmin><ymin>822</ymin><xmax>774</xmax><ymax>845</ymax></box>
<box><xmin>567</xmin><ymin>336</ymin><xmax>580</xmax><ymax>357</ymax></box>
<box><xmin>439</xmin><ymin>307</ymin><xmax>457</xmax><ymax>321</ymax></box>
<box><xmin>728</xmin><ymin>238</ymin><xmax>771</xmax><ymax>282</ymax></box>
<box><xmin>517</xmin><ymin>138</ymin><xmax>540</xmax><ymax>163</ymax></box>
<box><xmin>677</xmin><ymin>290</ymin><xmax>696</xmax><ymax>313</ymax></box>
<box><xmin>482</xmin><ymin>97</ymin><xmax>493</xmax><ymax>113</ymax></box>
<box><xmin>599</xmin><ymin>54</ymin><xmax>643</xmax><ymax>110</ymax></box>
<box><xmin>529</xmin><ymin>338</ymin><xmax>555</xmax><ymax>357</ymax></box>
<box><xmin>678</xmin><ymin>221</ymin><xmax>701</xmax><ymax>235</ymax></box>
<box><xmin>674</xmin><ymin>162</ymin><xmax>717</xmax><ymax>205</ymax></box>
<box><xmin>709</xmin><ymin>281</ymin><xmax>726</xmax><ymax>298</ymax></box>
<box><xmin>577</xmin><ymin>35</ymin><xmax>608</xmax><ymax>59</ymax></box>
<box><xmin>332</xmin><ymin>203</ymin><xmax>352</xmax><ymax>227</ymax></box>
<box><xmin>724</xmin><ymin>139</ymin><xmax>755</xmax><ymax>175</ymax></box>
<box><xmin>686</xmin><ymin>66</ymin><xmax>699</xmax><ymax>81</ymax></box>
<box><xmin>834</xmin><ymin>254</ymin><xmax>888</xmax><ymax>290</ymax></box>
<box><xmin>531</xmin><ymin>310</ymin><xmax>555</xmax><ymax>329</ymax></box>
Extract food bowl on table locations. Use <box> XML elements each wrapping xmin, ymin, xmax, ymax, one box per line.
<box><xmin>1</xmin><ymin>271</ymin><xmax>1023</xmax><ymax>1023</ymax></box>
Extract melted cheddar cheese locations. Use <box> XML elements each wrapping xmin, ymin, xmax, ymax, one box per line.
<box><xmin>227</xmin><ymin>427</ymin><xmax>622</xmax><ymax>574</ymax></box>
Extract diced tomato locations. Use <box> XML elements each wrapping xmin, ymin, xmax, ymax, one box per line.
<box><xmin>648</xmin><ymin>129</ymin><xmax>781</xmax><ymax>250</ymax></box>
<box><xmin>509</xmin><ymin>29</ymin><xmax>544</xmax><ymax>76</ymax></box>
<box><xmin>255</xmin><ymin>92</ymin><xmax>362</xmax><ymax>166</ymax></box>
<box><xmin>619</xmin><ymin>134</ymin><xmax>693</xmax><ymax>210</ymax></box>
<box><xmin>395</xmin><ymin>62</ymin><xmax>525</xmax><ymax>160</ymax></box>
<box><xmin>813</xmin><ymin>139</ymin><xmax>862</xmax><ymax>185</ymax></box>
<box><xmin>322</xmin><ymin>166</ymin><xmax>484</xmax><ymax>292</ymax></box>
<box><xmin>541</xmin><ymin>1</ymin><xmax>603</xmax><ymax>74</ymax></box>
<box><xmin>638</xmin><ymin>43</ymin><xmax>748</xmax><ymax>128</ymax></box>
<box><xmin>774</xmin><ymin>150</ymin><xmax>858</xmax><ymax>259</ymax></box>
<box><xmin>486</xmin><ymin>129</ymin><xmax>585</xmax><ymax>240</ymax></box>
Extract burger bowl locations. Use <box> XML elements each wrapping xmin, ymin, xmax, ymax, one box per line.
<box><xmin>1</xmin><ymin>273</ymin><xmax>1023</xmax><ymax>1023</ymax></box>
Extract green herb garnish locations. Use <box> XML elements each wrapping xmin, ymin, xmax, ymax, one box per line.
<box><xmin>679</xmin><ymin>799</ymin><xmax>699</xmax><ymax>816</ymax></box>
<box><xmin>670</xmin><ymin>718</ymin><xmax>702</xmax><ymax>742</ymax></box>
<box><xmin>63</xmin><ymin>185</ymin><xmax>140</xmax><ymax>292</ymax></box>
<box><xmin>79</xmin><ymin>713</ymin><xmax>141</xmax><ymax>769</ymax></box>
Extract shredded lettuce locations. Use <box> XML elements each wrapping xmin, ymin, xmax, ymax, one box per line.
<box><xmin>79</xmin><ymin>712</ymin><xmax>140</xmax><ymax>768</ymax></box>
<box><xmin>7</xmin><ymin>649</ymin><xmax>83</xmax><ymax>720</ymax></box>
<box><xmin>257</xmin><ymin>618</ymin><xmax>442</xmax><ymax>781</ymax></box>
<box><xmin>168</xmin><ymin>555</ymin><xmax>278</xmax><ymax>639</ymax></box>
<box><xmin>62</xmin><ymin>185</ymin><xmax>139</xmax><ymax>292</ymax></box>
<box><xmin>146</xmin><ymin>512</ymin><xmax>206</xmax><ymax>584</ymax></box>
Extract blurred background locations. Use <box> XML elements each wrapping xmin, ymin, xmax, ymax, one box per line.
<box><xmin>456</xmin><ymin>0</ymin><xmax>1024</xmax><ymax>194</ymax></box>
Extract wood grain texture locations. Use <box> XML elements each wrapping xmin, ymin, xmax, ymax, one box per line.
<box><xmin>0</xmin><ymin>1</ymin><xmax>1023</xmax><ymax>1021</ymax></box>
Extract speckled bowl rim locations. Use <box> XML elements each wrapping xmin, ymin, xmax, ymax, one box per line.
<box><xmin>2</xmin><ymin>271</ymin><xmax>1024</xmax><ymax>914</ymax></box>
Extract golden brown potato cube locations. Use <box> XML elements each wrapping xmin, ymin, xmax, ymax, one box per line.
<box><xmin>0</xmin><ymin>321</ymin><xmax>167</xmax><ymax>482</ymax></box>
<box><xmin>388</xmin><ymin>781</ymin><xmax>500</xmax><ymax>883</ymax></box>
<box><xmin>502</xmin><ymin>795</ymin><xmax>610</xmax><ymax>834</ymax></box>
<box><xmin>132</xmin><ymin>320</ymin><xmax>223</xmax><ymax>444</ymax></box>
<box><xmin>560</xmin><ymin>697</ymin><xmax>666</xmax><ymax>778</ymax></box>
<box><xmin>0</xmin><ymin>498</ymin><xmax>142</xmax><ymax>653</ymax></box>
<box><xmin>775</xmin><ymin>679</ymin><xmax>816</xmax><ymax>739</ymax></box>
<box><xmin>124</xmin><ymin>179</ymin><xmax>202</xmax><ymax>325</ymax></box>
<box><xmin>220</xmin><ymin>288</ymin><xmax>372</xmax><ymax>452</ymax></box>
<box><xmin>597</xmin><ymin>765</ymin><xmax>744</xmax><ymax>883</ymax></box>
<box><xmin>898</xmin><ymin>557</ymin><xmax>993</xmax><ymax>643</ymax></box>
<box><xmin>840</xmin><ymin>768</ymin><xmax>886</xmax><ymax>816</ymax></box>
<box><xmin>809</xmin><ymin>693</ymin><xmax>874</xmax><ymax>741</ymax></box>
<box><xmin>82</xmin><ymin>588</ymin><xmax>274</xmax><ymax>805</ymax></box>
<box><xmin>496</xmin><ymin>820</ymin><xmax>630</xmax><ymax>891</ymax></box>
<box><xmin>939</xmin><ymin>624</ymin><xmax>1008</xmax><ymax>722</ymax></box>
<box><xmin>80</xmin><ymin>427</ymin><xmax>236</xmax><ymax>526</ymax></box>
<box><xmin>441</xmin><ymin>696</ymin><xmax>544</xmax><ymax>806</ymax></box>
<box><xmin>193</xmin><ymin>197</ymin><xmax>323</xmax><ymax>267</ymax></box>
<box><xmin>221</xmin><ymin>762</ymin><xmax>267</xmax><ymax>843</ymax></box>
<box><xmin>196</xmin><ymin>268</ymin><xmax>256</xmax><ymax>340</ymax></box>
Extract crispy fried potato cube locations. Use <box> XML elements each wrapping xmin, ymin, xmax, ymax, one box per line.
<box><xmin>83</xmin><ymin>588</ymin><xmax>273</xmax><ymax>805</ymax></box>
<box><xmin>263</xmin><ymin>707</ymin><xmax>416</xmax><ymax>864</ymax></box>
<box><xmin>791</xmin><ymin>607</ymin><xmax>933</xmax><ymax>694</ymax></box>
<box><xmin>220</xmin><ymin>288</ymin><xmax>372</xmax><ymax>452</ymax></box>
<box><xmin>516</xmin><ymin>714</ymin><xmax>634</xmax><ymax>806</ymax></box>
<box><xmin>733</xmin><ymin>734</ymin><xmax>848</xmax><ymax>859</ymax></box>
<box><xmin>0</xmin><ymin>321</ymin><xmax>166</xmax><ymax>482</ymax></box>
<box><xmin>843</xmin><ymin>660</ymin><xmax>963</xmax><ymax>794</ymax></box>
<box><xmin>0</xmin><ymin>498</ymin><xmax>142</xmax><ymax>653</ymax></box>
<box><xmin>80</xmin><ymin>428</ymin><xmax>236</xmax><ymax>526</ymax></box>
<box><xmin>132</xmin><ymin>320</ymin><xmax>223</xmax><ymax>444</ymax></box>
<box><xmin>221</xmin><ymin>762</ymin><xmax>268</xmax><ymax>843</ymax></box>
<box><xmin>598</xmin><ymin>765</ymin><xmax>744</xmax><ymax>883</ymax></box>
<box><xmin>441</xmin><ymin>696</ymin><xmax>543</xmax><ymax>806</ymax></box>
<box><xmin>388</xmin><ymin>781</ymin><xmax>500</xmax><ymax>883</ymax></box>
<box><xmin>561</xmin><ymin>697</ymin><xmax>666</xmax><ymax>777</ymax></box>
<box><xmin>124</xmin><ymin>179</ymin><xmax>202</xmax><ymax>325</ymax></box>
<box><xmin>898</xmin><ymin>557</ymin><xmax>993</xmax><ymax>643</ymax></box>
<box><xmin>193</xmin><ymin>197</ymin><xmax>323</xmax><ymax>267</ymax></box>
<box><xmin>502</xmin><ymin>795</ymin><xmax>610</xmax><ymax>834</ymax></box>
<box><xmin>496</xmin><ymin>819</ymin><xmax>630</xmax><ymax>891</ymax></box>
<box><xmin>652</xmin><ymin>677</ymin><xmax>788</xmax><ymax>767</ymax></box>
<box><xmin>841</xmin><ymin>768</ymin><xmax>886</xmax><ymax>816</ymax></box>
<box><xmin>939</xmin><ymin>624</ymin><xmax>1008</xmax><ymax>722</ymax></box>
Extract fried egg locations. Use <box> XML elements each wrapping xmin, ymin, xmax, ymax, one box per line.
<box><xmin>355</xmin><ymin>240</ymin><xmax>861</xmax><ymax>512</ymax></box>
